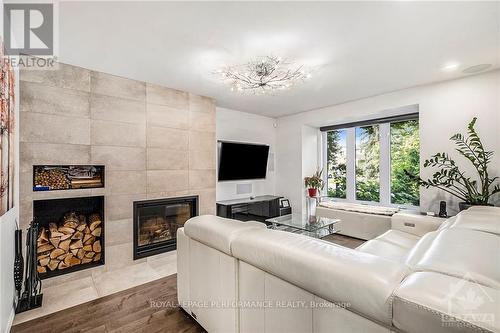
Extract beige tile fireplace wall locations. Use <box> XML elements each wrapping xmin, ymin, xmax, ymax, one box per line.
<box><xmin>19</xmin><ymin>63</ymin><xmax>216</xmax><ymax>273</ymax></box>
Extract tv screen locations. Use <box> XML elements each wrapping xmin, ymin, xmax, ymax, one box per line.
<box><xmin>218</xmin><ymin>142</ymin><xmax>270</xmax><ymax>181</ymax></box>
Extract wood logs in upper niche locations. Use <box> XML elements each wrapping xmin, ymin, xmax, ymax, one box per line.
<box><xmin>36</xmin><ymin>212</ymin><xmax>102</xmax><ymax>274</ymax></box>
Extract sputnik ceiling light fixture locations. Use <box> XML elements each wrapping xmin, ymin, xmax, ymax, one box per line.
<box><xmin>215</xmin><ymin>56</ymin><xmax>311</xmax><ymax>94</ymax></box>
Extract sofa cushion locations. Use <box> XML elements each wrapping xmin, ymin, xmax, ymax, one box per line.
<box><xmin>374</xmin><ymin>230</ymin><xmax>420</xmax><ymax>249</ymax></box>
<box><xmin>450</xmin><ymin>207</ymin><xmax>500</xmax><ymax>236</ymax></box>
<box><xmin>414</xmin><ymin>228</ymin><xmax>500</xmax><ymax>289</ymax></box>
<box><xmin>231</xmin><ymin>228</ymin><xmax>409</xmax><ymax>324</ymax></box>
<box><xmin>404</xmin><ymin>231</ymin><xmax>439</xmax><ymax>268</ymax></box>
<box><xmin>393</xmin><ymin>272</ymin><xmax>500</xmax><ymax>333</ymax></box>
<box><xmin>184</xmin><ymin>215</ymin><xmax>266</xmax><ymax>255</ymax></box>
<box><xmin>438</xmin><ymin>216</ymin><xmax>457</xmax><ymax>231</ymax></box>
<box><xmin>357</xmin><ymin>239</ymin><xmax>411</xmax><ymax>263</ymax></box>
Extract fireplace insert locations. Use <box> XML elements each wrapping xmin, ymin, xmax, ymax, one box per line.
<box><xmin>133</xmin><ymin>196</ymin><xmax>198</xmax><ymax>259</ymax></box>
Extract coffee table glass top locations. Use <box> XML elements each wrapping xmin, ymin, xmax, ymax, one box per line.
<box><xmin>266</xmin><ymin>214</ymin><xmax>340</xmax><ymax>232</ymax></box>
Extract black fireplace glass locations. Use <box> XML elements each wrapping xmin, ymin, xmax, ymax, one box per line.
<box><xmin>133</xmin><ymin>196</ymin><xmax>198</xmax><ymax>259</ymax></box>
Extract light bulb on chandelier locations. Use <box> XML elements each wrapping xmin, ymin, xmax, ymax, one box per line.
<box><xmin>215</xmin><ymin>56</ymin><xmax>311</xmax><ymax>94</ymax></box>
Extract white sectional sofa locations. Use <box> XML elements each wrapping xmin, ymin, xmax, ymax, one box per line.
<box><xmin>316</xmin><ymin>201</ymin><xmax>402</xmax><ymax>240</ymax></box>
<box><xmin>176</xmin><ymin>206</ymin><xmax>500</xmax><ymax>333</ymax></box>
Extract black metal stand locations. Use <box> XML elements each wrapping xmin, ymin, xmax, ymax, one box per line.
<box><xmin>15</xmin><ymin>220</ymin><xmax>43</xmax><ymax>314</ymax></box>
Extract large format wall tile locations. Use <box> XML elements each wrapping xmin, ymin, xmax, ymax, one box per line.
<box><xmin>146</xmin><ymin>83</ymin><xmax>188</xmax><ymax>109</ymax></box>
<box><xmin>191</xmin><ymin>188</ymin><xmax>216</xmax><ymax>215</ymax></box>
<box><xmin>90</xmin><ymin>72</ymin><xmax>146</xmax><ymax>101</ymax></box>
<box><xmin>19</xmin><ymin>62</ymin><xmax>217</xmax><ymax>290</ymax></box>
<box><xmin>147</xmin><ymin>148</ymin><xmax>188</xmax><ymax>170</ymax></box>
<box><xmin>189</xmin><ymin>149</ymin><xmax>216</xmax><ymax>170</ymax></box>
<box><xmin>20</xmin><ymin>169</ymin><xmax>34</xmax><ymax>201</ymax></box>
<box><xmin>90</xmin><ymin>94</ymin><xmax>146</xmax><ymax>124</ymax></box>
<box><xmin>19</xmin><ymin>199</ymin><xmax>33</xmax><ymax>230</ymax></box>
<box><xmin>20</xmin><ymin>81</ymin><xmax>90</xmax><ymax>118</ymax></box>
<box><xmin>189</xmin><ymin>130</ymin><xmax>216</xmax><ymax>152</ymax></box>
<box><xmin>105</xmin><ymin>219</ymin><xmax>133</xmax><ymax>246</ymax></box>
<box><xmin>189</xmin><ymin>93</ymin><xmax>215</xmax><ymax>114</ymax></box>
<box><xmin>20</xmin><ymin>63</ymin><xmax>91</xmax><ymax>92</ymax></box>
<box><xmin>91</xmin><ymin>119</ymin><xmax>146</xmax><ymax>147</ymax></box>
<box><xmin>146</xmin><ymin>190</ymin><xmax>190</xmax><ymax>201</ymax></box>
<box><xmin>20</xmin><ymin>142</ymin><xmax>91</xmax><ymax>172</ymax></box>
<box><xmin>146</xmin><ymin>103</ymin><xmax>188</xmax><ymax>129</ymax></box>
<box><xmin>147</xmin><ymin>170</ymin><xmax>189</xmax><ymax>193</ymax></box>
<box><xmin>20</xmin><ymin>112</ymin><xmax>90</xmax><ymax>145</ymax></box>
<box><xmin>91</xmin><ymin>146</ymin><xmax>146</xmax><ymax>171</ymax></box>
<box><xmin>189</xmin><ymin>169</ymin><xmax>216</xmax><ymax>190</ymax></box>
<box><xmin>102</xmin><ymin>242</ymin><xmax>135</xmax><ymax>271</ymax></box>
<box><xmin>146</xmin><ymin>126</ymin><xmax>188</xmax><ymax>149</ymax></box>
<box><xmin>106</xmin><ymin>193</ymin><xmax>147</xmax><ymax>221</ymax></box>
<box><xmin>105</xmin><ymin>171</ymin><xmax>147</xmax><ymax>195</ymax></box>
<box><xmin>189</xmin><ymin>110</ymin><xmax>216</xmax><ymax>132</ymax></box>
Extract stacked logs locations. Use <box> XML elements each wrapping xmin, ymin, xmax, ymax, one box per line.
<box><xmin>34</xmin><ymin>168</ymin><xmax>71</xmax><ymax>189</ymax></box>
<box><xmin>36</xmin><ymin>212</ymin><xmax>102</xmax><ymax>274</ymax></box>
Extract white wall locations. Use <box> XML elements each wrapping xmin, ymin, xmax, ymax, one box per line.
<box><xmin>276</xmin><ymin>70</ymin><xmax>500</xmax><ymax>216</ymax></box>
<box><xmin>216</xmin><ymin>107</ymin><xmax>277</xmax><ymax>201</ymax></box>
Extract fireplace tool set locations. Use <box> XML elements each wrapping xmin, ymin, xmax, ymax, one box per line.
<box><xmin>14</xmin><ymin>220</ymin><xmax>43</xmax><ymax>313</ymax></box>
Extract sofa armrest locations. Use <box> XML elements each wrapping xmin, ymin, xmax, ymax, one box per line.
<box><xmin>184</xmin><ymin>215</ymin><xmax>266</xmax><ymax>255</ymax></box>
<box><xmin>391</xmin><ymin>212</ymin><xmax>444</xmax><ymax>237</ymax></box>
<box><xmin>393</xmin><ymin>272</ymin><xmax>500</xmax><ymax>333</ymax></box>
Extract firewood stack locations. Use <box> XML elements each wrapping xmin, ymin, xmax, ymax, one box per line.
<box><xmin>36</xmin><ymin>212</ymin><xmax>102</xmax><ymax>274</ymax></box>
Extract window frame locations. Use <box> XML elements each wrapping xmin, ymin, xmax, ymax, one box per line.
<box><xmin>322</xmin><ymin>114</ymin><xmax>419</xmax><ymax>209</ymax></box>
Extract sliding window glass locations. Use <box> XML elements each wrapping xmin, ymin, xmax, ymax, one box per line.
<box><xmin>326</xmin><ymin>130</ymin><xmax>347</xmax><ymax>198</ymax></box>
<box><xmin>355</xmin><ymin>125</ymin><xmax>380</xmax><ymax>202</ymax></box>
<box><xmin>390</xmin><ymin>120</ymin><xmax>420</xmax><ymax>206</ymax></box>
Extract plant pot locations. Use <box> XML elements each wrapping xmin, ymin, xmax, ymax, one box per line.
<box><xmin>308</xmin><ymin>188</ymin><xmax>318</xmax><ymax>197</ymax></box>
<box><xmin>459</xmin><ymin>202</ymin><xmax>494</xmax><ymax>211</ymax></box>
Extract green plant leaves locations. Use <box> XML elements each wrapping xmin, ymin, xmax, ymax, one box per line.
<box><xmin>418</xmin><ymin>117</ymin><xmax>499</xmax><ymax>205</ymax></box>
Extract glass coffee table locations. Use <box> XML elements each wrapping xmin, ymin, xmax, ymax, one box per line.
<box><xmin>266</xmin><ymin>214</ymin><xmax>341</xmax><ymax>239</ymax></box>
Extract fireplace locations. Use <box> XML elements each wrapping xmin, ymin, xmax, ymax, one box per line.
<box><xmin>33</xmin><ymin>196</ymin><xmax>105</xmax><ymax>279</ymax></box>
<box><xmin>133</xmin><ymin>196</ymin><xmax>198</xmax><ymax>259</ymax></box>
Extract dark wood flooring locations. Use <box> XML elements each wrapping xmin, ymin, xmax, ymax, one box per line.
<box><xmin>323</xmin><ymin>233</ymin><xmax>366</xmax><ymax>249</ymax></box>
<box><xmin>11</xmin><ymin>274</ymin><xmax>205</xmax><ymax>333</ymax></box>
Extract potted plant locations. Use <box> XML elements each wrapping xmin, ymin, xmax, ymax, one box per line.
<box><xmin>304</xmin><ymin>170</ymin><xmax>324</xmax><ymax>197</ymax></box>
<box><xmin>409</xmin><ymin>117</ymin><xmax>499</xmax><ymax>210</ymax></box>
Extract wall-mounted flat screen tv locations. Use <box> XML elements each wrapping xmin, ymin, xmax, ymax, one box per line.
<box><xmin>218</xmin><ymin>141</ymin><xmax>269</xmax><ymax>181</ymax></box>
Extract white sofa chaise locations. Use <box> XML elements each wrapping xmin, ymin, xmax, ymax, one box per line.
<box><xmin>176</xmin><ymin>206</ymin><xmax>500</xmax><ymax>333</ymax></box>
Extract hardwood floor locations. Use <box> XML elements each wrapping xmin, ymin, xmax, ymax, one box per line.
<box><xmin>323</xmin><ymin>233</ymin><xmax>365</xmax><ymax>249</ymax></box>
<box><xmin>11</xmin><ymin>274</ymin><xmax>205</xmax><ymax>333</ymax></box>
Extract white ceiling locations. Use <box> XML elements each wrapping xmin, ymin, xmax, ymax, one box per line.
<box><xmin>57</xmin><ymin>1</ymin><xmax>500</xmax><ymax>117</ymax></box>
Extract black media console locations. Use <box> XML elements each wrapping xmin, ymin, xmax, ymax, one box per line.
<box><xmin>216</xmin><ymin>195</ymin><xmax>281</xmax><ymax>223</ymax></box>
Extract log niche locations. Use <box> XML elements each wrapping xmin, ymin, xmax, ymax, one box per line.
<box><xmin>36</xmin><ymin>212</ymin><xmax>103</xmax><ymax>275</ymax></box>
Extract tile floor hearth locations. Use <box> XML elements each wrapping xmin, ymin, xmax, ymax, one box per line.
<box><xmin>13</xmin><ymin>250</ymin><xmax>177</xmax><ymax>325</ymax></box>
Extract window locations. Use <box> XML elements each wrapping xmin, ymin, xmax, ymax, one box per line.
<box><xmin>355</xmin><ymin>125</ymin><xmax>380</xmax><ymax>202</ymax></box>
<box><xmin>326</xmin><ymin>130</ymin><xmax>347</xmax><ymax>198</ymax></box>
<box><xmin>323</xmin><ymin>114</ymin><xmax>420</xmax><ymax>207</ymax></box>
<box><xmin>390</xmin><ymin>120</ymin><xmax>420</xmax><ymax>206</ymax></box>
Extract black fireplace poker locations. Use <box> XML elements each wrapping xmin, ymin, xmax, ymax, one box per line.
<box><xmin>15</xmin><ymin>219</ymin><xmax>43</xmax><ymax>313</ymax></box>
